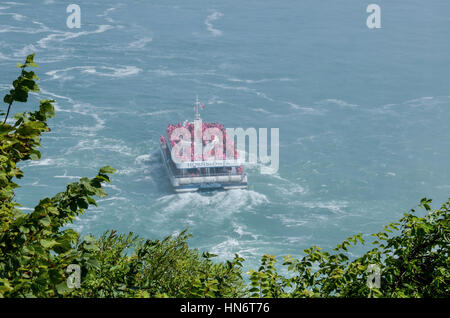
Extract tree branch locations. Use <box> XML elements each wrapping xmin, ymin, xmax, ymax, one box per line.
<box><xmin>2</xmin><ymin>101</ymin><xmax>13</xmax><ymax>124</ymax></box>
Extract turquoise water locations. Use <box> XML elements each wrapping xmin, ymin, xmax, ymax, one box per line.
<box><xmin>2</xmin><ymin>1</ymin><xmax>450</xmax><ymax>269</ymax></box>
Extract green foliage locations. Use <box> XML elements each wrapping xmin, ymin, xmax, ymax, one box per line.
<box><xmin>3</xmin><ymin>53</ymin><xmax>39</xmax><ymax>123</ymax></box>
<box><xmin>1</xmin><ymin>55</ymin><xmax>448</xmax><ymax>298</ymax></box>
<box><xmin>248</xmin><ymin>254</ymin><xmax>288</xmax><ymax>298</ymax></box>
<box><xmin>249</xmin><ymin>199</ymin><xmax>449</xmax><ymax>298</ymax></box>
<box><xmin>67</xmin><ymin>231</ymin><xmax>245</xmax><ymax>298</ymax></box>
<box><xmin>0</xmin><ymin>54</ymin><xmax>117</xmax><ymax>297</ymax></box>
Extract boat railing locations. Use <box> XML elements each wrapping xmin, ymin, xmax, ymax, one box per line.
<box><xmin>161</xmin><ymin>142</ymin><xmax>245</xmax><ymax>179</ymax></box>
<box><xmin>173</xmin><ymin>172</ymin><xmax>245</xmax><ymax>178</ymax></box>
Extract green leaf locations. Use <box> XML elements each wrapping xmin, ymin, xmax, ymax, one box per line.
<box><xmin>99</xmin><ymin>166</ymin><xmax>116</xmax><ymax>174</ymax></box>
<box><xmin>56</xmin><ymin>282</ymin><xmax>70</xmax><ymax>295</ymax></box>
<box><xmin>4</xmin><ymin>94</ymin><xmax>13</xmax><ymax>104</ymax></box>
<box><xmin>25</xmin><ymin>53</ymin><xmax>38</xmax><ymax>68</ymax></box>
<box><xmin>40</xmin><ymin>239</ymin><xmax>58</xmax><ymax>248</ymax></box>
<box><xmin>39</xmin><ymin>99</ymin><xmax>55</xmax><ymax>118</ymax></box>
<box><xmin>39</xmin><ymin>215</ymin><xmax>51</xmax><ymax>227</ymax></box>
<box><xmin>29</xmin><ymin>150</ymin><xmax>41</xmax><ymax>160</ymax></box>
<box><xmin>19</xmin><ymin>226</ymin><xmax>30</xmax><ymax>234</ymax></box>
<box><xmin>77</xmin><ymin>197</ymin><xmax>89</xmax><ymax>209</ymax></box>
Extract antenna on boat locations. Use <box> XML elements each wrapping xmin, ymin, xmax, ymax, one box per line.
<box><xmin>194</xmin><ymin>95</ymin><xmax>201</xmax><ymax>120</ymax></box>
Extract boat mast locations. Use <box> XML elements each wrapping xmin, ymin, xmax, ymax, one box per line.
<box><xmin>193</xmin><ymin>95</ymin><xmax>202</xmax><ymax>162</ymax></box>
<box><xmin>194</xmin><ymin>95</ymin><xmax>201</xmax><ymax>120</ymax></box>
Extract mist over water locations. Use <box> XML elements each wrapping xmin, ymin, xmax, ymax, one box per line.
<box><xmin>2</xmin><ymin>0</ymin><xmax>450</xmax><ymax>269</ymax></box>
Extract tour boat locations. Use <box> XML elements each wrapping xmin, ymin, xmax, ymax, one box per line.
<box><xmin>159</xmin><ymin>98</ymin><xmax>248</xmax><ymax>192</ymax></box>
